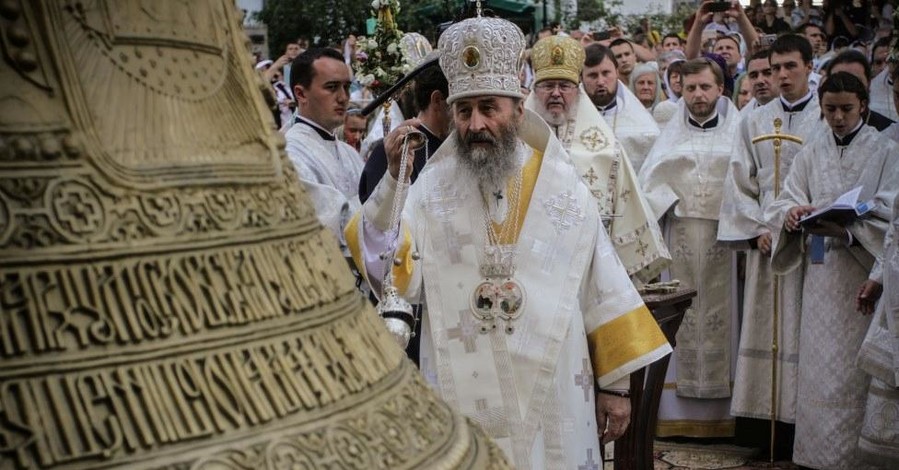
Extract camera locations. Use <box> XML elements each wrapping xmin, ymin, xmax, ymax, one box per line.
<box><xmin>759</xmin><ymin>34</ymin><xmax>777</xmax><ymax>47</ymax></box>
<box><xmin>707</xmin><ymin>1</ymin><xmax>732</xmax><ymax>13</ymax></box>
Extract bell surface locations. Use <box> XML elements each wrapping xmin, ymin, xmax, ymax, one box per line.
<box><xmin>0</xmin><ymin>1</ymin><xmax>508</xmax><ymax>469</ymax></box>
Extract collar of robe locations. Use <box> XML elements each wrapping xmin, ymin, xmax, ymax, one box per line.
<box><xmin>833</xmin><ymin>120</ymin><xmax>864</xmax><ymax>147</ymax></box>
<box><xmin>596</xmin><ymin>97</ymin><xmax>618</xmax><ymax>115</ymax></box>
<box><xmin>779</xmin><ymin>90</ymin><xmax>814</xmax><ymax>113</ymax></box>
<box><xmin>687</xmin><ymin>111</ymin><xmax>720</xmax><ymax>130</ymax></box>
<box><xmin>294</xmin><ymin>114</ymin><xmax>336</xmax><ymax>141</ymax></box>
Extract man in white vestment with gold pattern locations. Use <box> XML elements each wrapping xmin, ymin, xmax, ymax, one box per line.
<box><xmin>582</xmin><ymin>44</ymin><xmax>660</xmax><ymax>174</ymax></box>
<box><xmin>285</xmin><ymin>48</ymin><xmax>363</xmax><ymax>254</ymax></box>
<box><xmin>524</xmin><ymin>35</ymin><xmax>670</xmax><ymax>283</ymax></box>
<box><xmin>857</xmin><ymin>191</ymin><xmax>899</xmax><ymax>468</ymax></box>
<box><xmin>717</xmin><ymin>35</ymin><xmax>823</xmax><ymax>454</ymax></box>
<box><xmin>638</xmin><ymin>58</ymin><xmax>741</xmax><ymax>438</ymax></box>
<box><xmin>344</xmin><ymin>15</ymin><xmax>671</xmax><ymax>469</ymax></box>
<box><xmin>767</xmin><ymin>71</ymin><xmax>899</xmax><ymax>470</ymax></box>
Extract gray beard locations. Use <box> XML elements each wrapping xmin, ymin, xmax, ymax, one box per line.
<box><xmin>455</xmin><ymin>121</ymin><xmax>522</xmax><ymax>196</ymax></box>
<box><xmin>537</xmin><ymin>93</ymin><xmax>579</xmax><ymax>131</ymax></box>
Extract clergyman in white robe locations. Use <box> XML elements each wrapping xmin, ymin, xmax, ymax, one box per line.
<box><xmin>857</xmin><ymin>190</ymin><xmax>899</xmax><ymax>467</ymax></box>
<box><xmin>345</xmin><ymin>111</ymin><xmax>672</xmax><ymax>469</ymax></box>
<box><xmin>870</xmin><ymin>68</ymin><xmax>898</xmax><ymax>122</ymax></box>
<box><xmin>767</xmin><ymin>124</ymin><xmax>899</xmax><ymax>470</ymax></box>
<box><xmin>525</xmin><ymin>88</ymin><xmax>670</xmax><ymax>282</ymax></box>
<box><xmin>285</xmin><ymin>115</ymin><xmax>363</xmax><ymax>254</ymax></box>
<box><xmin>639</xmin><ymin>97</ymin><xmax>741</xmax><ymax>437</ymax></box>
<box><xmin>596</xmin><ymin>81</ymin><xmax>660</xmax><ymax>174</ymax></box>
<box><xmin>717</xmin><ymin>92</ymin><xmax>823</xmax><ymax>425</ymax></box>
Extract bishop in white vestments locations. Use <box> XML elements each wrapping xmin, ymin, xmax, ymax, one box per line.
<box><xmin>285</xmin><ymin>48</ymin><xmax>364</xmax><ymax>254</ymax></box>
<box><xmin>639</xmin><ymin>59</ymin><xmax>741</xmax><ymax>437</ymax></box>
<box><xmin>767</xmin><ymin>72</ymin><xmax>899</xmax><ymax>470</ymax></box>
<box><xmin>525</xmin><ymin>35</ymin><xmax>670</xmax><ymax>283</ymax></box>
<box><xmin>345</xmin><ymin>17</ymin><xmax>671</xmax><ymax>469</ymax></box>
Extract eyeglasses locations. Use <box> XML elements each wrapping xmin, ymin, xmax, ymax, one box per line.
<box><xmin>535</xmin><ymin>81</ymin><xmax>577</xmax><ymax>93</ymax></box>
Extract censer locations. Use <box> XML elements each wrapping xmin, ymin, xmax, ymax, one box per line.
<box><xmin>0</xmin><ymin>1</ymin><xmax>508</xmax><ymax>468</ymax></box>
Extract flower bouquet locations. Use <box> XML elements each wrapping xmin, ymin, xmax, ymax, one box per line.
<box><xmin>353</xmin><ymin>0</ymin><xmax>414</xmax><ymax>96</ymax></box>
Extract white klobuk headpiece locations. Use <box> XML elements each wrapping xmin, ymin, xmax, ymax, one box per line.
<box><xmin>437</xmin><ymin>15</ymin><xmax>526</xmax><ymax>104</ymax></box>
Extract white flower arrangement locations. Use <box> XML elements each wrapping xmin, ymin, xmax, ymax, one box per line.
<box><xmin>352</xmin><ymin>0</ymin><xmax>411</xmax><ymax>94</ymax></box>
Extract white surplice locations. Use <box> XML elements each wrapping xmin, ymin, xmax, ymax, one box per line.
<box><xmin>285</xmin><ymin>118</ymin><xmax>363</xmax><ymax>253</ymax></box>
<box><xmin>767</xmin><ymin>125</ymin><xmax>899</xmax><ymax>470</ymax></box>
<box><xmin>639</xmin><ymin>98</ymin><xmax>741</xmax><ymax>436</ymax></box>
<box><xmin>525</xmin><ymin>88</ymin><xmax>670</xmax><ymax>282</ymax></box>
<box><xmin>717</xmin><ymin>95</ymin><xmax>824</xmax><ymax>423</ymax></box>
<box><xmin>870</xmin><ymin>69</ymin><xmax>898</xmax><ymax>122</ymax></box>
<box><xmin>345</xmin><ymin>111</ymin><xmax>671</xmax><ymax>469</ymax></box>
<box><xmin>857</xmin><ymin>191</ymin><xmax>899</xmax><ymax>467</ymax></box>
<box><xmin>598</xmin><ymin>82</ymin><xmax>660</xmax><ymax>174</ymax></box>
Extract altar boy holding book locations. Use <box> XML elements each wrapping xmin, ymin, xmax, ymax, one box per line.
<box><xmin>766</xmin><ymin>72</ymin><xmax>899</xmax><ymax>469</ymax></box>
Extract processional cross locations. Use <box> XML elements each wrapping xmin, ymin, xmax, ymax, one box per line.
<box><xmin>750</xmin><ymin>117</ymin><xmax>802</xmax><ymax>464</ymax></box>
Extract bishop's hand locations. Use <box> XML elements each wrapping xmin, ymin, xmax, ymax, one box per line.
<box><xmin>596</xmin><ymin>392</ymin><xmax>631</xmax><ymax>445</ymax></box>
<box><xmin>384</xmin><ymin>118</ymin><xmax>422</xmax><ymax>182</ymax></box>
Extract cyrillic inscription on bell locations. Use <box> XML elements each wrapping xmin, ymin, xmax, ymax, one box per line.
<box><xmin>0</xmin><ymin>1</ymin><xmax>508</xmax><ymax>468</ymax></box>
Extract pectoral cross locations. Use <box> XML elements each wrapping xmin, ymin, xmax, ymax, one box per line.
<box><xmin>749</xmin><ymin>116</ymin><xmax>802</xmax><ymax>464</ymax></box>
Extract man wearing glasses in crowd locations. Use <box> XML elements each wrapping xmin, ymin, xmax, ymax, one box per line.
<box><xmin>525</xmin><ymin>35</ymin><xmax>670</xmax><ymax>282</ymax></box>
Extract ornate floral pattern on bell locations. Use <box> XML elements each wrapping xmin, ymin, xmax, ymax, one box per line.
<box><xmin>0</xmin><ymin>1</ymin><xmax>509</xmax><ymax>468</ymax></box>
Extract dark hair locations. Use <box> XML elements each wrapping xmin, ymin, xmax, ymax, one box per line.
<box><xmin>818</xmin><ymin>71</ymin><xmax>869</xmax><ymax>104</ymax></box>
<box><xmin>748</xmin><ymin>49</ymin><xmax>770</xmax><ymax>63</ymax></box>
<box><xmin>769</xmin><ymin>34</ymin><xmax>813</xmax><ymax>64</ymax></box>
<box><xmin>872</xmin><ymin>36</ymin><xmax>892</xmax><ymax>53</ymax></box>
<box><xmin>584</xmin><ymin>43</ymin><xmax>617</xmax><ymax>68</ymax></box>
<box><xmin>796</xmin><ymin>23</ymin><xmax>825</xmax><ymax>37</ymax></box>
<box><xmin>715</xmin><ymin>35</ymin><xmax>741</xmax><ymax>52</ymax></box>
<box><xmin>289</xmin><ymin>47</ymin><xmax>345</xmax><ymax>91</ymax></box>
<box><xmin>666</xmin><ymin>59</ymin><xmax>685</xmax><ymax>84</ymax></box>
<box><xmin>825</xmin><ymin>50</ymin><xmax>872</xmax><ymax>84</ymax></box>
<box><xmin>682</xmin><ymin>57</ymin><xmax>724</xmax><ymax>86</ymax></box>
<box><xmin>609</xmin><ymin>38</ymin><xmax>634</xmax><ymax>52</ymax></box>
<box><xmin>663</xmin><ymin>33</ymin><xmax>681</xmax><ymax>44</ymax></box>
<box><xmin>794</xmin><ymin>23</ymin><xmax>827</xmax><ymax>36</ymax></box>
<box><xmin>413</xmin><ymin>66</ymin><xmax>449</xmax><ymax>113</ymax></box>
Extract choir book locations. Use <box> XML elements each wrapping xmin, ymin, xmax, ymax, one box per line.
<box><xmin>800</xmin><ymin>186</ymin><xmax>874</xmax><ymax>228</ymax></box>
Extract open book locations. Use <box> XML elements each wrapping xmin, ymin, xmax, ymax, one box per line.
<box><xmin>800</xmin><ymin>186</ymin><xmax>874</xmax><ymax>228</ymax></box>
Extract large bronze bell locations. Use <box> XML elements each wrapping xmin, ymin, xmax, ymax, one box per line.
<box><xmin>0</xmin><ymin>1</ymin><xmax>508</xmax><ymax>468</ymax></box>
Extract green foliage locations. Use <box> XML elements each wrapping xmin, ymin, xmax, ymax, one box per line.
<box><xmin>576</xmin><ymin>0</ymin><xmax>624</xmax><ymax>30</ymax></box>
<box><xmin>576</xmin><ymin>0</ymin><xmax>604</xmax><ymax>24</ymax></box>
<box><xmin>624</xmin><ymin>2</ymin><xmax>695</xmax><ymax>36</ymax></box>
<box><xmin>255</xmin><ymin>0</ymin><xmax>371</xmax><ymax>57</ymax></box>
<box><xmin>575</xmin><ymin>0</ymin><xmax>692</xmax><ymax>36</ymax></box>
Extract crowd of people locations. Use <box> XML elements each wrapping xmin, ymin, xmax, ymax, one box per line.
<box><xmin>253</xmin><ymin>0</ymin><xmax>898</xmax><ymax>469</ymax></box>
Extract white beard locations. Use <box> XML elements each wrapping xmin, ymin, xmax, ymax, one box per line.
<box><xmin>536</xmin><ymin>93</ymin><xmax>579</xmax><ymax>129</ymax></box>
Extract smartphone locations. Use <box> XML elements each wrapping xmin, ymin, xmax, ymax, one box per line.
<box><xmin>593</xmin><ymin>30</ymin><xmax>611</xmax><ymax>41</ymax></box>
<box><xmin>707</xmin><ymin>1</ymin><xmax>732</xmax><ymax>12</ymax></box>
